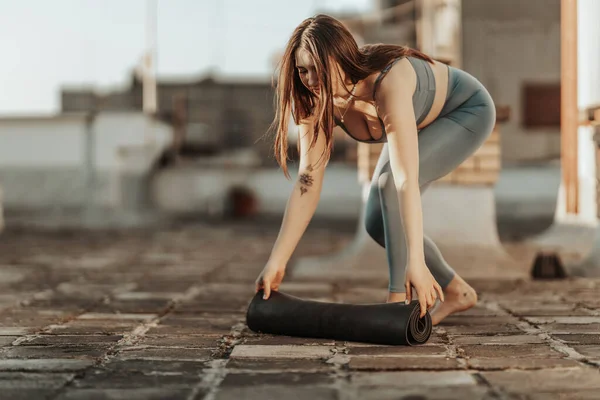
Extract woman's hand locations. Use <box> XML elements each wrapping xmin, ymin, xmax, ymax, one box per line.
<box><xmin>405</xmin><ymin>260</ymin><xmax>445</xmax><ymax>318</ymax></box>
<box><xmin>255</xmin><ymin>261</ymin><xmax>287</xmax><ymax>300</ymax></box>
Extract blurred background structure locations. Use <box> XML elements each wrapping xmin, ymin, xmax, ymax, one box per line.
<box><xmin>0</xmin><ymin>0</ymin><xmax>599</xmax><ymax>277</ymax></box>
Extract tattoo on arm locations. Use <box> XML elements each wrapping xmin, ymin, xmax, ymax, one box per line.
<box><xmin>299</xmin><ymin>164</ymin><xmax>315</xmax><ymax>196</ymax></box>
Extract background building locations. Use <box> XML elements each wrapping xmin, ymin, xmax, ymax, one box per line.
<box><xmin>61</xmin><ymin>70</ymin><xmax>279</xmax><ymax>165</ymax></box>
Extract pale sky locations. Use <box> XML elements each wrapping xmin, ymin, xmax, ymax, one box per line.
<box><xmin>0</xmin><ymin>0</ymin><xmax>372</xmax><ymax>115</ymax></box>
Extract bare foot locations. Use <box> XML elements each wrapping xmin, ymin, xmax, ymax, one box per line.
<box><xmin>430</xmin><ymin>275</ymin><xmax>477</xmax><ymax>326</ymax></box>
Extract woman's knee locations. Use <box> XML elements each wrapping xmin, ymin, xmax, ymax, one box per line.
<box><xmin>363</xmin><ymin>172</ymin><xmax>392</xmax><ymax>246</ymax></box>
<box><xmin>364</xmin><ymin>191</ymin><xmax>380</xmax><ymax>233</ymax></box>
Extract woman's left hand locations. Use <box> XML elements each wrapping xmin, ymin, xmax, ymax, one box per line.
<box><xmin>405</xmin><ymin>260</ymin><xmax>445</xmax><ymax>318</ymax></box>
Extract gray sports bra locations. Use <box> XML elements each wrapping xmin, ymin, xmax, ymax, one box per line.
<box><xmin>335</xmin><ymin>56</ymin><xmax>436</xmax><ymax>143</ymax></box>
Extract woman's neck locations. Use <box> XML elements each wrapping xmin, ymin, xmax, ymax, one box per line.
<box><xmin>333</xmin><ymin>75</ymin><xmax>376</xmax><ymax>106</ymax></box>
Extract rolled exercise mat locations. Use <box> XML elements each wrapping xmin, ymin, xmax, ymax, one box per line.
<box><xmin>246</xmin><ymin>290</ymin><xmax>432</xmax><ymax>346</ymax></box>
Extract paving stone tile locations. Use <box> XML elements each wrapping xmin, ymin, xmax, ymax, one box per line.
<box><xmin>46</xmin><ymin>321</ymin><xmax>135</xmax><ymax>335</ymax></box>
<box><xmin>527</xmin><ymin>390</ymin><xmax>600</xmax><ymax>400</ymax></box>
<box><xmin>103</xmin><ymin>359</ymin><xmax>208</xmax><ymax>373</ymax></box>
<box><xmin>241</xmin><ymin>335</ymin><xmax>335</xmax><ymax>346</ymax></box>
<box><xmin>0</xmin><ymin>359</ymin><xmax>94</xmax><ymax>371</ymax></box>
<box><xmin>113</xmin><ymin>292</ymin><xmax>181</xmax><ymax>301</ymax></box>
<box><xmin>21</xmin><ymin>299</ymin><xmax>92</xmax><ymax>313</ymax></box>
<box><xmin>150</xmin><ymin>315</ymin><xmax>242</xmax><ymax>336</ymax></box>
<box><xmin>134</xmin><ymin>281</ymin><xmax>197</xmax><ymax>293</ymax></box>
<box><xmin>139</xmin><ymin>252</ymin><xmax>185</xmax><ymax>264</ymax></box>
<box><xmin>71</xmin><ymin>368</ymin><xmax>200</xmax><ymax>388</ymax></box>
<box><xmin>210</xmin><ymin>262</ymin><xmax>269</xmax><ymax>282</ymax></box>
<box><xmin>146</xmin><ymin>269</ymin><xmax>206</xmax><ymax>280</ymax></box>
<box><xmin>166</xmin><ymin>312</ymin><xmax>245</xmax><ymax>321</ymax></box>
<box><xmin>553</xmin><ymin>334</ymin><xmax>600</xmax><ymax>345</ymax></box>
<box><xmin>0</xmin><ymin>314</ymin><xmax>63</xmax><ymax>328</ymax></box>
<box><xmin>0</xmin><ymin>328</ymin><xmax>33</xmax><ymax>336</ymax></box>
<box><xmin>442</xmin><ymin>324</ymin><xmax>523</xmax><ymax>335</ymax></box>
<box><xmin>440</xmin><ymin>316</ymin><xmax>520</xmax><ymax>326</ymax></box>
<box><xmin>23</xmin><ymin>335</ymin><xmax>123</xmax><ymax>346</ymax></box>
<box><xmin>501</xmin><ymin>302</ymin><xmax>579</xmax><ymax>311</ymax></box>
<box><xmin>146</xmin><ymin>325</ymin><xmax>227</xmax><ymax>337</ymax></box>
<box><xmin>0</xmin><ymin>389</ymin><xmax>58</xmax><ymax>400</ymax></box>
<box><xmin>342</xmin><ymin>333</ymin><xmax>446</xmax><ymax>346</ymax></box>
<box><xmin>77</xmin><ymin>313</ymin><xmax>157</xmax><ymax>321</ymax></box>
<box><xmin>196</xmin><ymin>283</ymin><xmax>254</xmax><ymax>299</ymax></box>
<box><xmin>214</xmin><ymin>386</ymin><xmax>336</xmax><ymax>400</ymax></box>
<box><xmin>221</xmin><ymin>372</ymin><xmax>334</xmax><ymax>387</ymax></box>
<box><xmin>512</xmin><ymin>309</ymin><xmax>593</xmax><ymax>317</ymax></box>
<box><xmin>461</xmin><ymin>344</ymin><xmax>563</xmax><ymax>358</ymax></box>
<box><xmin>0</xmin><ymin>269</ymin><xmax>28</xmax><ymax>284</ymax></box>
<box><xmin>525</xmin><ymin>316</ymin><xmax>600</xmax><ymax>324</ymax></box>
<box><xmin>469</xmin><ymin>279</ymin><xmax>523</xmax><ymax>294</ymax></box>
<box><xmin>450</xmin><ymin>307</ymin><xmax>506</xmax><ymax>317</ymax></box>
<box><xmin>349</xmin><ymin>356</ymin><xmax>461</xmax><ymax>371</ymax></box>
<box><xmin>173</xmin><ymin>300</ymin><xmax>248</xmax><ymax>313</ymax></box>
<box><xmin>353</xmin><ymin>385</ymin><xmax>494</xmax><ymax>400</ymax></box>
<box><xmin>452</xmin><ymin>334</ymin><xmax>545</xmax><ymax>345</ymax></box>
<box><xmin>581</xmin><ymin>299</ymin><xmax>600</xmax><ymax>309</ymax></box>
<box><xmin>55</xmin><ymin>283</ymin><xmax>115</xmax><ymax>298</ymax></box>
<box><xmin>482</xmin><ymin>368</ymin><xmax>600</xmax><ymax>392</ymax></box>
<box><xmin>90</xmin><ymin>300</ymin><xmax>172</xmax><ymax>314</ymax></box>
<box><xmin>116</xmin><ymin>347</ymin><xmax>213</xmax><ymax>361</ymax></box>
<box><xmin>55</xmin><ymin>388</ymin><xmax>193</xmax><ymax>400</ymax></box>
<box><xmin>3</xmin><ymin>345</ymin><xmax>106</xmax><ymax>359</ymax></box>
<box><xmin>0</xmin><ymin>337</ymin><xmax>17</xmax><ymax>346</ymax></box>
<box><xmin>225</xmin><ymin>357</ymin><xmax>331</xmax><ymax>371</ymax></box>
<box><xmin>571</xmin><ymin>345</ymin><xmax>600</xmax><ymax>360</ymax></box>
<box><xmin>543</xmin><ymin>323</ymin><xmax>600</xmax><ymax>334</ymax></box>
<box><xmin>138</xmin><ymin>335</ymin><xmax>220</xmax><ymax>348</ymax></box>
<box><xmin>229</xmin><ymin>345</ymin><xmax>334</xmax><ymax>359</ymax></box>
<box><xmin>422</xmin><ymin>333</ymin><xmax>448</xmax><ymax>345</ymax></box>
<box><xmin>0</xmin><ymin>294</ymin><xmax>29</xmax><ymax>305</ymax></box>
<box><xmin>346</xmin><ymin>345</ymin><xmax>448</xmax><ymax>357</ymax></box>
<box><xmin>350</xmin><ymin>371</ymin><xmax>477</xmax><ymax>387</ymax></box>
<box><xmin>0</xmin><ymin>372</ymin><xmax>74</xmax><ymax>389</ymax></box>
<box><xmin>468</xmin><ymin>357</ymin><xmax>581</xmax><ymax>370</ymax></box>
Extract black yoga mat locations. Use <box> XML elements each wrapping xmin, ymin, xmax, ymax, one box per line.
<box><xmin>246</xmin><ymin>290</ymin><xmax>432</xmax><ymax>346</ymax></box>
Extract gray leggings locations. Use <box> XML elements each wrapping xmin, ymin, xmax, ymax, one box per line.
<box><xmin>364</xmin><ymin>67</ymin><xmax>496</xmax><ymax>293</ymax></box>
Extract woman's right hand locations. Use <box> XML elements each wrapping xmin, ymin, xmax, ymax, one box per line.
<box><xmin>405</xmin><ymin>261</ymin><xmax>444</xmax><ymax>318</ymax></box>
<box><xmin>255</xmin><ymin>261</ymin><xmax>287</xmax><ymax>300</ymax></box>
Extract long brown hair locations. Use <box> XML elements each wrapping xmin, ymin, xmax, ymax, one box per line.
<box><xmin>267</xmin><ymin>14</ymin><xmax>433</xmax><ymax>179</ymax></box>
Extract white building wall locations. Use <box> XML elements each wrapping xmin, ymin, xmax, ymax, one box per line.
<box><xmin>0</xmin><ymin>112</ymin><xmax>172</xmax><ymax>210</ymax></box>
<box><xmin>462</xmin><ymin>0</ymin><xmax>561</xmax><ymax>163</ymax></box>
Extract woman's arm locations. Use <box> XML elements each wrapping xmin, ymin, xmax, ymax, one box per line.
<box><xmin>375</xmin><ymin>58</ymin><xmax>425</xmax><ymax>265</ymax></box>
<box><xmin>267</xmin><ymin>116</ymin><xmax>329</xmax><ymax>266</ymax></box>
<box><xmin>375</xmin><ymin>58</ymin><xmax>443</xmax><ymax>315</ymax></box>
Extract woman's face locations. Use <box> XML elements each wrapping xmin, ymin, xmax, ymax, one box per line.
<box><xmin>295</xmin><ymin>47</ymin><xmax>346</xmax><ymax>98</ymax></box>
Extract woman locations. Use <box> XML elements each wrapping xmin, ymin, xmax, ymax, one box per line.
<box><xmin>255</xmin><ymin>14</ymin><xmax>494</xmax><ymax>325</ymax></box>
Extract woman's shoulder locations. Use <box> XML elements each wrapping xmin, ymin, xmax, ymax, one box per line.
<box><xmin>373</xmin><ymin>57</ymin><xmax>417</xmax><ymax>101</ymax></box>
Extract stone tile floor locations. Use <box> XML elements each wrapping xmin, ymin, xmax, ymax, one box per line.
<box><xmin>0</xmin><ymin>220</ymin><xmax>598</xmax><ymax>399</ymax></box>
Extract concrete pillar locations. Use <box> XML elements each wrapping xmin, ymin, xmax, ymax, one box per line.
<box><xmin>554</xmin><ymin>0</ymin><xmax>600</xmax><ymax>224</ymax></box>
<box><xmin>574</xmin><ymin>122</ymin><xmax>600</xmax><ymax>277</ymax></box>
<box><xmin>571</xmin><ymin>1</ymin><xmax>600</xmax><ymax>276</ymax></box>
<box><xmin>530</xmin><ymin>0</ymin><xmax>600</xmax><ymax>270</ymax></box>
